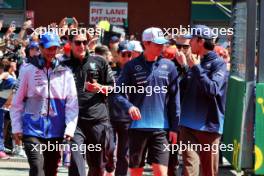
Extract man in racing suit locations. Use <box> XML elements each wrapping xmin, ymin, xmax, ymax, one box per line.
<box><xmin>10</xmin><ymin>32</ymin><xmax>79</xmax><ymax>176</ymax></box>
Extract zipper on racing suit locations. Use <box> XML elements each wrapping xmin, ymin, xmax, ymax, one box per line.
<box><xmin>44</xmin><ymin>68</ymin><xmax>51</xmax><ymax>137</ymax></box>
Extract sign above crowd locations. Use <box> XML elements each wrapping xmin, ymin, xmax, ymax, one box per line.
<box><xmin>89</xmin><ymin>1</ymin><xmax>128</xmax><ymax>26</ymax></box>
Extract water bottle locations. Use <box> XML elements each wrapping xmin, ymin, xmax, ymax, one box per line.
<box><xmin>62</xmin><ymin>140</ymin><xmax>71</xmax><ymax>167</ymax></box>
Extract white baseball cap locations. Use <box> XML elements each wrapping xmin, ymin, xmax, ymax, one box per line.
<box><xmin>128</xmin><ymin>40</ymin><xmax>143</xmax><ymax>53</ymax></box>
<box><xmin>142</xmin><ymin>27</ymin><xmax>168</xmax><ymax>44</ymax></box>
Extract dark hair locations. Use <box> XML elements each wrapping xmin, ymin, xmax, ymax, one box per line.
<box><xmin>0</xmin><ymin>62</ymin><xmax>4</xmax><ymax>70</ymax></box>
<box><xmin>95</xmin><ymin>45</ymin><xmax>110</xmax><ymax>56</ymax></box>
<box><xmin>197</xmin><ymin>37</ymin><xmax>215</xmax><ymax>50</ymax></box>
<box><xmin>1</xmin><ymin>59</ymin><xmax>11</xmax><ymax>72</ymax></box>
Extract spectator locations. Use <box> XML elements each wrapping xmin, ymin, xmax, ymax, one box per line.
<box><xmin>128</xmin><ymin>40</ymin><xmax>143</xmax><ymax>59</ymax></box>
<box><xmin>109</xmin><ymin>41</ymin><xmax>132</xmax><ymax>176</ymax></box>
<box><xmin>0</xmin><ymin>61</ymin><xmax>17</xmax><ymax>159</ymax></box>
<box><xmin>109</xmin><ymin>36</ymin><xmax>120</xmax><ymax>64</ymax></box>
<box><xmin>25</xmin><ymin>41</ymin><xmax>40</xmax><ymax>63</ymax></box>
<box><xmin>94</xmin><ymin>45</ymin><xmax>113</xmax><ymax>63</ymax></box>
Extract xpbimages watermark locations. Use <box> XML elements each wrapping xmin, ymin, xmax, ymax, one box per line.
<box><xmin>96</xmin><ymin>84</ymin><xmax>168</xmax><ymax>96</ymax></box>
<box><xmin>161</xmin><ymin>25</ymin><xmax>233</xmax><ymax>38</ymax></box>
<box><xmin>163</xmin><ymin>141</ymin><xmax>234</xmax><ymax>154</ymax></box>
<box><xmin>31</xmin><ymin>141</ymin><xmax>101</xmax><ymax>154</ymax></box>
<box><xmin>30</xmin><ymin>26</ymin><xmax>103</xmax><ymax>37</ymax></box>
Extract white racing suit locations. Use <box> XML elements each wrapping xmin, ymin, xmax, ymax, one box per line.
<box><xmin>10</xmin><ymin>61</ymin><xmax>78</xmax><ymax>138</ymax></box>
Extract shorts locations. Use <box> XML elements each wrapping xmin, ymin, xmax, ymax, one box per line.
<box><xmin>128</xmin><ymin>129</ymin><xmax>170</xmax><ymax>168</ymax></box>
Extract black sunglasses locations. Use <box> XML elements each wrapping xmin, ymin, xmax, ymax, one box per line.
<box><xmin>121</xmin><ymin>52</ymin><xmax>132</xmax><ymax>58</ymax></box>
<box><xmin>176</xmin><ymin>44</ymin><xmax>190</xmax><ymax>50</ymax></box>
<box><xmin>74</xmin><ymin>40</ymin><xmax>88</xmax><ymax>46</ymax></box>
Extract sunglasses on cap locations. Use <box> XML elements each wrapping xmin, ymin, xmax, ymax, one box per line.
<box><xmin>176</xmin><ymin>44</ymin><xmax>190</xmax><ymax>50</ymax></box>
<box><xmin>74</xmin><ymin>40</ymin><xmax>88</xmax><ymax>46</ymax></box>
<box><xmin>121</xmin><ymin>52</ymin><xmax>132</xmax><ymax>58</ymax></box>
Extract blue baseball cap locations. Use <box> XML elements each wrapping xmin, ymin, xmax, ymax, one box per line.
<box><xmin>118</xmin><ymin>41</ymin><xmax>131</xmax><ymax>53</ymax></box>
<box><xmin>29</xmin><ymin>41</ymin><xmax>39</xmax><ymax>49</ymax></box>
<box><xmin>191</xmin><ymin>25</ymin><xmax>216</xmax><ymax>40</ymax></box>
<box><xmin>110</xmin><ymin>36</ymin><xmax>119</xmax><ymax>43</ymax></box>
<box><xmin>40</xmin><ymin>32</ymin><xmax>60</xmax><ymax>48</ymax></box>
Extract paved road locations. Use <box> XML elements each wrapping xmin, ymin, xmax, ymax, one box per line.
<box><xmin>0</xmin><ymin>156</ymin><xmax>243</xmax><ymax>176</ymax></box>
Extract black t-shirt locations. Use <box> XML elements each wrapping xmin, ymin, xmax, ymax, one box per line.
<box><xmin>62</xmin><ymin>54</ymin><xmax>115</xmax><ymax>122</ymax></box>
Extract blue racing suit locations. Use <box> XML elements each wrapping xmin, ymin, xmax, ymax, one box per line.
<box><xmin>10</xmin><ymin>58</ymin><xmax>79</xmax><ymax>138</ymax></box>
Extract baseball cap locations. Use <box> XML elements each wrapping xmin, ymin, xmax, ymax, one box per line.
<box><xmin>118</xmin><ymin>41</ymin><xmax>131</xmax><ymax>53</ymax></box>
<box><xmin>29</xmin><ymin>41</ymin><xmax>39</xmax><ymax>49</ymax></box>
<box><xmin>142</xmin><ymin>27</ymin><xmax>168</xmax><ymax>44</ymax></box>
<box><xmin>175</xmin><ymin>35</ymin><xmax>191</xmax><ymax>46</ymax></box>
<box><xmin>128</xmin><ymin>41</ymin><xmax>143</xmax><ymax>53</ymax></box>
<box><xmin>191</xmin><ymin>25</ymin><xmax>216</xmax><ymax>40</ymax></box>
<box><xmin>183</xmin><ymin>34</ymin><xmax>192</xmax><ymax>39</ymax></box>
<box><xmin>110</xmin><ymin>36</ymin><xmax>119</xmax><ymax>43</ymax></box>
<box><xmin>39</xmin><ymin>32</ymin><xmax>60</xmax><ymax>48</ymax></box>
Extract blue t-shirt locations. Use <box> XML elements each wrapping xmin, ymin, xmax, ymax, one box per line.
<box><xmin>114</xmin><ymin>54</ymin><xmax>181</xmax><ymax>131</ymax></box>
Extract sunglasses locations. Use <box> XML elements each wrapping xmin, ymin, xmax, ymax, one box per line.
<box><xmin>74</xmin><ymin>40</ymin><xmax>88</xmax><ymax>46</ymax></box>
<box><xmin>176</xmin><ymin>44</ymin><xmax>190</xmax><ymax>50</ymax></box>
<box><xmin>121</xmin><ymin>52</ymin><xmax>132</xmax><ymax>58</ymax></box>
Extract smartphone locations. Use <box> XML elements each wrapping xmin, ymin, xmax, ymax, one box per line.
<box><xmin>66</xmin><ymin>17</ymin><xmax>74</xmax><ymax>24</ymax></box>
<box><xmin>26</xmin><ymin>17</ymin><xmax>32</xmax><ymax>21</ymax></box>
<box><xmin>10</xmin><ymin>20</ymin><xmax>16</xmax><ymax>28</ymax></box>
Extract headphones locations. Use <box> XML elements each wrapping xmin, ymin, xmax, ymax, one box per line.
<box><xmin>37</xmin><ymin>56</ymin><xmax>59</xmax><ymax>70</ymax></box>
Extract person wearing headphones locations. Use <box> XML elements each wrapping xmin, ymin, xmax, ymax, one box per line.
<box><xmin>10</xmin><ymin>32</ymin><xmax>79</xmax><ymax>176</ymax></box>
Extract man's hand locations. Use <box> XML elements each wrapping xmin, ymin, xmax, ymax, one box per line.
<box><xmin>13</xmin><ymin>133</ymin><xmax>23</xmax><ymax>144</ymax></box>
<box><xmin>50</xmin><ymin>22</ymin><xmax>57</xmax><ymax>28</ymax></box>
<box><xmin>175</xmin><ymin>51</ymin><xmax>187</xmax><ymax>66</ymax></box>
<box><xmin>72</xmin><ymin>17</ymin><xmax>79</xmax><ymax>28</ymax></box>
<box><xmin>7</xmin><ymin>23</ymin><xmax>16</xmax><ymax>33</ymax></box>
<box><xmin>64</xmin><ymin>135</ymin><xmax>72</xmax><ymax>141</ymax></box>
<box><xmin>187</xmin><ymin>54</ymin><xmax>200</xmax><ymax>68</ymax></box>
<box><xmin>128</xmin><ymin>106</ymin><xmax>141</xmax><ymax>120</ymax></box>
<box><xmin>22</xmin><ymin>20</ymin><xmax>32</xmax><ymax>30</ymax></box>
<box><xmin>2</xmin><ymin>102</ymin><xmax>11</xmax><ymax>109</ymax></box>
<box><xmin>0</xmin><ymin>72</ymin><xmax>10</xmax><ymax>80</ymax></box>
<box><xmin>169</xmin><ymin>131</ymin><xmax>178</xmax><ymax>144</ymax></box>
<box><xmin>0</xmin><ymin>20</ymin><xmax>3</xmax><ymax>31</ymax></box>
<box><xmin>85</xmin><ymin>79</ymin><xmax>101</xmax><ymax>93</ymax></box>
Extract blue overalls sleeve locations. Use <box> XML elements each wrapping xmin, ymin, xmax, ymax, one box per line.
<box><xmin>113</xmin><ymin>64</ymin><xmax>133</xmax><ymax>112</ymax></box>
<box><xmin>191</xmin><ymin>61</ymin><xmax>227</xmax><ymax>96</ymax></box>
<box><xmin>167</xmin><ymin>67</ymin><xmax>181</xmax><ymax>132</ymax></box>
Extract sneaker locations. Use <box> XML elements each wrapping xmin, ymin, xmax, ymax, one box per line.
<box><xmin>13</xmin><ymin>145</ymin><xmax>27</xmax><ymax>158</ymax></box>
<box><xmin>3</xmin><ymin>147</ymin><xmax>13</xmax><ymax>155</ymax></box>
<box><xmin>0</xmin><ymin>151</ymin><xmax>10</xmax><ymax>159</ymax></box>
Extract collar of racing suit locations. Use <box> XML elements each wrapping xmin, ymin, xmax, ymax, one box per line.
<box><xmin>30</xmin><ymin>55</ymin><xmax>66</xmax><ymax>72</ymax></box>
